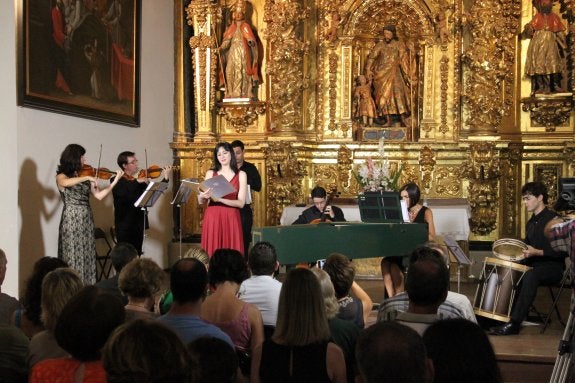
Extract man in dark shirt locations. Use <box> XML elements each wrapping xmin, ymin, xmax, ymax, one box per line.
<box><xmin>111</xmin><ymin>151</ymin><xmax>172</xmax><ymax>255</ymax></box>
<box><xmin>292</xmin><ymin>186</ymin><xmax>346</xmax><ymax>224</ymax></box>
<box><xmin>231</xmin><ymin>140</ymin><xmax>262</xmax><ymax>256</ymax></box>
<box><xmin>491</xmin><ymin>181</ymin><xmax>566</xmax><ymax>335</ymax></box>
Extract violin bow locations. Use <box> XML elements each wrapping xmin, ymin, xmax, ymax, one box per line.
<box><xmin>95</xmin><ymin>144</ymin><xmax>103</xmax><ymax>181</ymax></box>
<box><xmin>144</xmin><ymin>148</ymin><xmax>149</xmax><ymax>179</ymax></box>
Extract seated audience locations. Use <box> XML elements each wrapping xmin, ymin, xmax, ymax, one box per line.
<box><xmin>188</xmin><ymin>336</ymin><xmax>240</xmax><ymax>383</ymax></box>
<box><xmin>103</xmin><ymin>318</ymin><xmax>193</xmax><ymax>383</ymax></box>
<box><xmin>377</xmin><ymin>243</ymin><xmax>476</xmax><ymax>323</ymax></box>
<box><xmin>238</xmin><ymin>241</ymin><xmax>282</xmax><ymax>331</ymax></box>
<box><xmin>0</xmin><ymin>323</ymin><xmax>29</xmax><ymax>383</ymax></box>
<box><xmin>312</xmin><ymin>267</ymin><xmax>360</xmax><ymax>383</ymax></box>
<box><xmin>423</xmin><ymin>318</ymin><xmax>502</xmax><ymax>383</ymax></box>
<box><xmin>203</xmin><ymin>248</ymin><xmax>264</xmax><ymax>376</ymax></box>
<box><xmin>379</xmin><ymin>246</ymin><xmax>450</xmax><ymax>335</ymax></box>
<box><xmin>0</xmin><ymin>249</ymin><xmax>20</xmax><ymax>325</ymax></box>
<box><xmin>323</xmin><ymin>253</ymin><xmax>372</xmax><ymax>328</ymax></box>
<box><xmin>27</xmin><ymin>268</ymin><xmax>84</xmax><ymax>368</ymax></box>
<box><xmin>158</xmin><ymin>258</ymin><xmax>234</xmax><ymax>347</ymax></box>
<box><xmin>29</xmin><ymin>286</ymin><xmax>125</xmax><ymax>383</ymax></box>
<box><xmin>95</xmin><ymin>242</ymin><xmax>138</xmax><ymax>305</ymax></box>
<box><xmin>160</xmin><ymin>246</ymin><xmax>210</xmax><ymax>315</ymax></box>
<box><xmin>118</xmin><ymin>258</ymin><xmax>166</xmax><ymax>320</ymax></box>
<box><xmin>11</xmin><ymin>257</ymin><xmax>68</xmax><ymax>338</ymax></box>
<box><xmin>355</xmin><ymin>321</ymin><xmax>433</xmax><ymax>383</ymax></box>
<box><xmin>251</xmin><ymin>268</ymin><xmax>347</xmax><ymax>383</ymax></box>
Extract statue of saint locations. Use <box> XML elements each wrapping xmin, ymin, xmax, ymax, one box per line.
<box><xmin>219</xmin><ymin>0</ymin><xmax>259</xmax><ymax>99</ymax></box>
<box><xmin>522</xmin><ymin>0</ymin><xmax>566</xmax><ymax>95</ymax></box>
<box><xmin>354</xmin><ymin>75</ymin><xmax>377</xmax><ymax>127</ymax></box>
<box><xmin>364</xmin><ymin>25</ymin><xmax>416</xmax><ymax>127</ymax></box>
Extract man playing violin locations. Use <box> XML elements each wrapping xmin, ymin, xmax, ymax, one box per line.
<box><xmin>491</xmin><ymin>181</ymin><xmax>567</xmax><ymax>335</ymax></box>
<box><xmin>110</xmin><ymin>151</ymin><xmax>172</xmax><ymax>255</ymax></box>
<box><xmin>292</xmin><ymin>186</ymin><xmax>346</xmax><ymax>225</ymax></box>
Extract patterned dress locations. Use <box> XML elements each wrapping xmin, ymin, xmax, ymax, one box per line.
<box><xmin>58</xmin><ymin>181</ymin><xmax>96</xmax><ymax>284</ymax></box>
<box><xmin>201</xmin><ymin>172</ymin><xmax>244</xmax><ymax>256</ymax></box>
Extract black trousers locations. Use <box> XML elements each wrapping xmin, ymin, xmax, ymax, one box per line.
<box><xmin>510</xmin><ymin>261</ymin><xmax>564</xmax><ymax>323</ymax></box>
<box><xmin>239</xmin><ymin>205</ymin><xmax>253</xmax><ymax>256</ymax></box>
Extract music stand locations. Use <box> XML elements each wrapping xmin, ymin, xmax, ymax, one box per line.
<box><xmin>134</xmin><ymin>181</ymin><xmax>169</xmax><ymax>255</ymax></box>
<box><xmin>443</xmin><ymin>235</ymin><xmax>472</xmax><ymax>293</ymax></box>
<box><xmin>171</xmin><ymin>178</ymin><xmax>197</xmax><ymax>259</ymax></box>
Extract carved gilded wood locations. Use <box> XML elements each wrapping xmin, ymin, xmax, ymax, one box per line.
<box><xmin>171</xmin><ymin>0</ymin><xmax>575</xmax><ymax>245</ymax></box>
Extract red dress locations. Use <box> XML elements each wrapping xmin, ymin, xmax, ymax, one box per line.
<box><xmin>201</xmin><ymin>172</ymin><xmax>244</xmax><ymax>256</ymax></box>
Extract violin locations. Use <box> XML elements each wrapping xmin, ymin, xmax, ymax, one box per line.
<box><xmin>78</xmin><ymin>164</ymin><xmax>117</xmax><ymax>180</ymax></box>
<box><xmin>138</xmin><ymin>165</ymin><xmax>164</xmax><ymax>179</ymax></box>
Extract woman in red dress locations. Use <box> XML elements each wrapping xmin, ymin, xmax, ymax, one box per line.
<box><xmin>199</xmin><ymin>142</ymin><xmax>247</xmax><ymax>256</ymax></box>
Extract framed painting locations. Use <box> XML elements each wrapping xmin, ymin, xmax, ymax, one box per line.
<box><xmin>17</xmin><ymin>0</ymin><xmax>141</xmax><ymax>127</ymax></box>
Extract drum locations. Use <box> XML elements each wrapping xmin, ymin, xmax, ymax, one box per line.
<box><xmin>492</xmin><ymin>238</ymin><xmax>527</xmax><ymax>262</ymax></box>
<box><xmin>473</xmin><ymin>257</ymin><xmax>531</xmax><ymax>322</ymax></box>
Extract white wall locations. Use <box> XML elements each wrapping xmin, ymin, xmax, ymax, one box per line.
<box><xmin>0</xmin><ymin>0</ymin><xmax>175</xmax><ymax>297</ymax></box>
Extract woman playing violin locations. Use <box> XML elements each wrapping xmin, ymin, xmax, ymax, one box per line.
<box><xmin>291</xmin><ymin>186</ymin><xmax>346</xmax><ymax>224</ymax></box>
<box><xmin>111</xmin><ymin>151</ymin><xmax>172</xmax><ymax>255</ymax></box>
<box><xmin>56</xmin><ymin>144</ymin><xmax>124</xmax><ymax>284</ymax></box>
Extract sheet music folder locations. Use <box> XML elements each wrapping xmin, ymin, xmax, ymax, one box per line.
<box><xmin>134</xmin><ymin>181</ymin><xmax>168</xmax><ymax>208</ymax></box>
<box><xmin>185</xmin><ymin>175</ymin><xmax>236</xmax><ymax>199</ymax></box>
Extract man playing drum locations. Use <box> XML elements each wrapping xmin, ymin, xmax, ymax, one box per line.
<box><xmin>491</xmin><ymin>182</ymin><xmax>567</xmax><ymax>335</ymax></box>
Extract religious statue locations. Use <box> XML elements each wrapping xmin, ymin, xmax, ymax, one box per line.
<box><xmin>364</xmin><ymin>25</ymin><xmax>416</xmax><ymax>127</ymax></box>
<box><xmin>218</xmin><ymin>0</ymin><xmax>260</xmax><ymax>100</ymax></box>
<box><xmin>522</xmin><ymin>0</ymin><xmax>566</xmax><ymax>95</ymax></box>
<box><xmin>354</xmin><ymin>75</ymin><xmax>377</xmax><ymax>127</ymax></box>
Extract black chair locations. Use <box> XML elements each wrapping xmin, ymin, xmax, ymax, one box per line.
<box><xmin>540</xmin><ymin>267</ymin><xmax>571</xmax><ymax>333</ymax></box>
<box><xmin>94</xmin><ymin>228</ymin><xmax>113</xmax><ymax>282</ymax></box>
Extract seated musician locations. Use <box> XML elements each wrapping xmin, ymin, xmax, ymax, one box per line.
<box><xmin>491</xmin><ymin>181</ymin><xmax>567</xmax><ymax>335</ymax></box>
<box><xmin>292</xmin><ymin>186</ymin><xmax>346</xmax><ymax>224</ymax></box>
<box><xmin>381</xmin><ymin>182</ymin><xmax>436</xmax><ymax>297</ymax></box>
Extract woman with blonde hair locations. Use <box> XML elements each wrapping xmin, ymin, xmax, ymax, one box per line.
<box><xmin>27</xmin><ymin>268</ymin><xmax>84</xmax><ymax>367</ymax></box>
<box><xmin>118</xmin><ymin>258</ymin><xmax>166</xmax><ymax>320</ymax></box>
<box><xmin>311</xmin><ymin>268</ymin><xmax>360</xmax><ymax>383</ymax></box>
<box><xmin>251</xmin><ymin>268</ymin><xmax>346</xmax><ymax>383</ymax></box>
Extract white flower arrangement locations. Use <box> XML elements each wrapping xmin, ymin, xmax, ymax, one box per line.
<box><xmin>354</xmin><ymin>138</ymin><xmax>402</xmax><ymax>192</ymax></box>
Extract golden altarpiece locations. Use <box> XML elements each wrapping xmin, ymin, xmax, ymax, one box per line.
<box><xmin>170</xmin><ymin>0</ymin><xmax>575</xmax><ymax>250</ymax></box>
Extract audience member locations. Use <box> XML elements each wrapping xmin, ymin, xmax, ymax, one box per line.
<box><xmin>160</xmin><ymin>246</ymin><xmax>210</xmax><ymax>315</ymax></box>
<box><xmin>103</xmin><ymin>318</ymin><xmax>193</xmax><ymax>383</ymax></box>
<box><xmin>251</xmin><ymin>268</ymin><xmax>347</xmax><ymax>383</ymax></box>
<box><xmin>356</xmin><ymin>321</ymin><xmax>433</xmax><ymax>383</ymax></box>
<box><xmin>29</xmin><ymin>286</ymin><xmax>125</xmax><ymax>383</ymax></box>
<box><xmin>312</xmin><ymin>267</ymin><xmax>360</xmax><ymax>383</ymax></box>
<box><xmin>118</xmin><ymin>257</ymin><xmax>166</xmax><ymax>320</ymax></box>
<box><xmin>423</xmin><ymin>318</ymin><xmax>502</xmax><ymax>383</ymax></box>
<box><xmin>238</xmin><ymin>242</ymin><xmax>282</xmax><ymax>331</ymax></box>
<box><xmin>11</xmin><ymin>257</ymin><xmax>68</xmax><ymax>338</ymax></box>
<box><xmin>157</xmin><ymin>258</ymin><xmax>234</xmax><ymax>347</ymax></box>
<box><xmin>0</xmin><ymin>249</ymin><xmax>20</xmax><ymax>325</ymax></box>
<box><xmin>94</xmin><ymin>242</ymin><xmax>138</xmax><ymax>305</ymax></box>
<box><xmin>0</xmin><ymin>323</ymin><xmax>29</xmax><ymax>383</ymax></box>
<box><xmin>378</xmin><ymin>244</ymin><xmax>476</xmax><ymax>323</ymax></box>
<box><xmin>385</xmin><ymin>246</ymin><xmax>449</xmax><ymax>335</ymax></box>
<box><xmin>188</xmin><ymin>336</ymin><xmax>240</xmax><ymax>383</ymax></box>
<box><xmin>203</xmin><ymin>248</ymin><xmax>264</xmax><ymax>376</ymax></box>
<box><xmin>323</xmin><ymin>252</ymin><xmax>373</xmax><ymax>328</ymax></box>
<box><xmin>27</xmin><ymin>268</ymin><xmax>84</xmax><ymax>368</ymax></box>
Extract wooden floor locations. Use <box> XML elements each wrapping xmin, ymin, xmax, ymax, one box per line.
<box><xmin>357</xmin><ymin>276</ymin><xmax>573</xmax><ymax>383</ymax></box>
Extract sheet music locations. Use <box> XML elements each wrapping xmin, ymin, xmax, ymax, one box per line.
<box><xmin>171</xmin><ymin>178</ymin><xmax>197</xmax><ymax>205</ymax></box>
<box><xmin>246</xmin><ymin>184</ymin><xmax>252</xmax><ymax>204</ymax></box>
<box><xmin>443</xmin><ymin>235</ymin><xmax>472</xmax><ymax>265</ymax></box>
<box><xmin>134</xmin><ymin>181</ymin><xmax>168</xmax><ymax>208</ymax></box>
<box><xmin>184</xmin><ymin>175</ymin><xmax>236</xmax><ymax>199</ymax></box>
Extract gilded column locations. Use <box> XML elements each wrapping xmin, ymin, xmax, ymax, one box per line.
<box><xmin>187</xmin><ymin>0</ymin><xmax>219</xmax><ymax>141</ymax></box>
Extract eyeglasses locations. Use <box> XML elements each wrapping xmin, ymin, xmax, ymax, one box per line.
<box><xmin>127</xmin><ymin>159</ymin><xmax>139</xmax><ymax>165</ymax></box>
